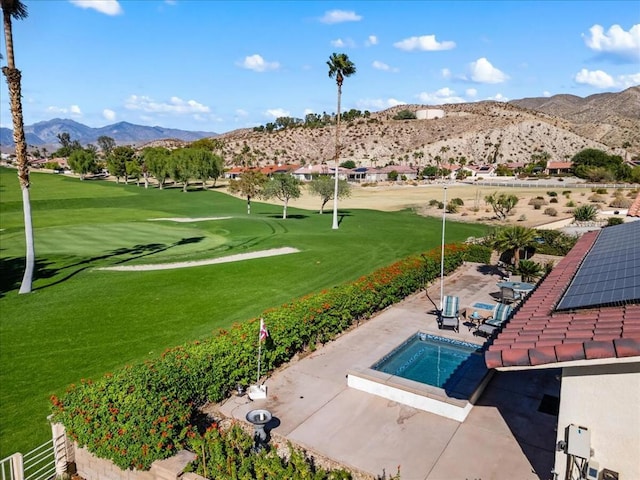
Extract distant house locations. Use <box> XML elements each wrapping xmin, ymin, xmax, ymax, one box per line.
<box><xmin>438</xmin><ymin>163</ymin><xmax>460</xmax><ymax>180</ymax></box>
<box><xmin>365</xmin><ymin>165</ymin><xmax>418</xmax><ymax>182</ymax></box>
<box><xmin>292</xmin><ymin>164</ymin><xmax>332</xmax><ymax>182</ymax></box>
<box><xmin>224</xmin><ymin>166</ymin><xmax>244</xmax><ymax>179</ymax></box>
<box><xmin>485</xmin><ymin>221</ymin><xmax>640</xmax><ymax>480</ymax></box>
<box><xmin>546</xmin><ymin>161</ymin><xmax>573</xmax><ymax>175</ymax></box>
<box><xmin>462</xmin><ymin>164</ymin><xmax>495</xmax><ymax>179</ymax></box>
<box><xmin>225</xmin><ymin>164</ymin><xmax>300</xmax><ymax>180</ymax></box>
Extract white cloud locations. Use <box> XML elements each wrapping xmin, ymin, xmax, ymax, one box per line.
<box><xmin>235</xmin><ymin>109</ymin><xmax>249</xmax><ymax>117</ymax></box>
<box><xmin>574</xmin><ymin>68</ymin><xmax>640</xmax><ymax>89</ymax></box>
<box><xmin>543</xmin><ymin>91</ymin><xmax>551</xmax><ymax>97</ymax></box>
<box><xmin>319</xmin><ymin>10</ymin><xmax>362</xmax><ymax>24</ymax></box>
<box><xmin>366</xmin><ymin>35</ymin><xmax>378</xmax><ymax>46</ymax></box>
<box><xmin>358</xmin><ymin>98</ymin><xmax>406</xmax><ymax>110</ymax></box>
<box><xmin>574</xmin><ymin>68</ymin><xmax>615</xmax><ymax>88</ymax></box>
<box><xmin>441</xmin><ymin>68</ymin><xmax>451</xmax><ymax>79</ymax></box>
<box><xmin>583</xmin><ymin>24</ymin><xmax>640</xmax><ymax>60</ymax></box>
<box><xmin>372</xmin><ymin>60</ymin><xmax>398</xmax><ymax>72</ymax></box>
<box><xmin>239</xmin><ymin>54</ymin><xmax>280</xmax><ymax>72</ymax></box>
<box><xmin>125</xmin><ymin>95</ymin><xmax>210</xmax><ymax>114</ymax></box>
<box><xmin>103</xmin><ymin>109</ymin><xmax>116</xmax><ymax>121</ymax></box>
<box><xmin>466</xmin><ymin>88</ymin><xmax>477</xmax><ymax>97</ymax></box>
<box><xmin>417</xmin><ymin>88</ymin><xmax>466</xmax><ymax>104</ymax></box>
<box><xmin>487</xmin><ymin>93</ymin><xmax>509</xmax><ymax>102</ymax></box>
<box><xmin>331</xmin><ymin>38</ymin><xmax>355</xmax><ymax>48</ymax></box>
<box><xmin>265</xmin><ymin>108</ymin><xmax>290</xmax><ymax>119</ymax></box>
<box><xmin>46</xmin><ymin>104</ymin><xmax>83</xmax><ymax>117</ymax></box>
<box><xmin>468</xmin><ymin>57</ymin><xmax>509</xmax><ymax>84</ymax></box>
<box><xmin>69</xmin><ymin>0</ymin><xmax>123</xmax><ymax>16</ymax></box>
<box><xmin>393</xmin><ymin>35</ymin><xmax>456</xmax><ymax>51</ymax></box>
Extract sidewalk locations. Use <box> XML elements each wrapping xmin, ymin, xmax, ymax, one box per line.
<box><xmin>215</xmin><ymin>263</ymin><xmax>559</xmax><ymax>480</ymax></box>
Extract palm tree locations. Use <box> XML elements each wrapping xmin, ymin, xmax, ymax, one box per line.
<box><xmin>2</xmin><ymin>0</ymin><xmax>33</xmax><ymax>293</ymax></box>
<box><xmin>327</xmin><ymin>52</ymin><xmax>356</xmax><ymax>230</ymax></box>
<box><xmin>493</xmin><ymin>225</ymin><xmax>536</xmax><ymax>269</ymax></box>
<box><xmin>516</xmin><ymin>259</ymin><xmax>544</xmax><ymax>283</ymax></box>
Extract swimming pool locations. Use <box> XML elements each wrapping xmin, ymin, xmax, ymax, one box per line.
<box><xmin>371</xmin><ymin>333</ymin><xmax>485</xmax><ymax>390</ymax></box>
<box><xmin>347</xmin><ymin>332</ymin><xmax>492</xmax><ymax>421</ymax></box>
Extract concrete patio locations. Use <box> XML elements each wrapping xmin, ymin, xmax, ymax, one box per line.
<box><xmin>215</xmin><ymin>262</ymin><xmax>560</xmax><ymax>480</ymax></box>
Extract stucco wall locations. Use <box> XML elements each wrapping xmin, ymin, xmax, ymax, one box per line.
<box><xmin>553</xmin><ymin>362</ymin><xmax>640</xmax><ymax>479</ymax></box>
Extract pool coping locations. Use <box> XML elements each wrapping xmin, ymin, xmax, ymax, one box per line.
<box><xmin>347</xmin><ymin>332</ymin><xmax>495</xmax><ymax>422</ymax></box>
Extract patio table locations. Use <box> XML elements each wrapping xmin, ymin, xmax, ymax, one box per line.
<box><xmin>496</xmin><ymin>281</ymin><xmax>535</xmax><ymax>296</ymax></box>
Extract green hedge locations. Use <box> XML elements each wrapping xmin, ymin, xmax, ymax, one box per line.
<box><xmin>51</xmin><ymin>243</ymin><xmax>490</xmax><ymax>470</ymax></box>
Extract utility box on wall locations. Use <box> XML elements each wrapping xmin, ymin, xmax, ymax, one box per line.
<box><xmin>566</xmin><ymin>424</ymin><xmax>591</xmax><ymax>459</ymax></box>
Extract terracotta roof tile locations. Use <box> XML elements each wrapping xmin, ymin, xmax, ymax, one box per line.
<box><xmin>627</xmin><ymin>191</ymin><xmax>640</xmax><ymax>217</ymax></box>
<box><xmin>484</xmin><ymin>224</ymin><xmax>640</xmax><ymax>369</ymax></box>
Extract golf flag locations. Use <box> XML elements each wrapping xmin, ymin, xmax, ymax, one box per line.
<box><xmin>259</xmin><ymin>318</ymin><xmax>269</xmax><ymax>341</ymax></box>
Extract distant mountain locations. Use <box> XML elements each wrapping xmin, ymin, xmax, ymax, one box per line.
<box><xmin>0</xmin><ymin>118</ymin><xmax>217</xmax><ymax>149</ymax></box>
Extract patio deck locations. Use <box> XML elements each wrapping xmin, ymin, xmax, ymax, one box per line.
<box><xmin>215</xmin><ymin>262</ymin><xmax>559</xmax><ymax>480</ymax></box>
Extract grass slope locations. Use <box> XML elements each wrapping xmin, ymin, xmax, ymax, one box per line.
<box><xmin>0</xmin><ymin>168</ymin><xmax>488</xmax><ymax>456</ymax></box>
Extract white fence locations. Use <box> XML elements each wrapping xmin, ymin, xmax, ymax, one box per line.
<box><xmin>0</xmin><ymin>422</ymin><xmax>71</xmax><ymax>480</ymax></box>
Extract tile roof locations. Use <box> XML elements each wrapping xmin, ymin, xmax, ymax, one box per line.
<box><xmin>546</xmin><ymin>161</ymin><xmax>573</xmax><ymax>169</ymax></box>
<box><xmin>628</xmin><ymin>191</ymin><xmax>640</xmax><ymax>217</ymax></box>
<box><xmin>485</xmin><ymin>227</ymin><xmax>640</xmax><ymax>369</ymax></box>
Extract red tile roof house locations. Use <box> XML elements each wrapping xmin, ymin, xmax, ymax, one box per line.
<box><xmin>364</xmin><ymin>165</ymin><xmax>418</xmax><ymax>182</ymax></box>
<box><xmin>545</xmin><ymin>161</ymin><xmax>573</xmax><ymax>175</ymax></box>
<box><xmin>291</xmin><ymin>163</ymin><xmax>332</xmax><ymax>182</ymax></box>
<box><xmin>485</xmin><ymin>220</ymin><xmax>640</xmax><ymax>480</ymax></box>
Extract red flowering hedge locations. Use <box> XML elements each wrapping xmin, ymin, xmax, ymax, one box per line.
<box><xmin>51</xmin><ymin>243</ymin><xmax>490</xmax><ymax>470</ymax></box>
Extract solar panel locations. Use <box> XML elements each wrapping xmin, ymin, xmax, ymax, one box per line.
<box><xmin>556</xmin><ymin>221</ymin><xmax>640</xmax><ymax>311</ymax></box>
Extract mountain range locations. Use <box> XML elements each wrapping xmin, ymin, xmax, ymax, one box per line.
<box><xmin>1</xmin><ymin>86</ymin><xmax>638</xmax><ymax>167</ymax></box>
<box><xmin>0</xmin><ymin>118</ymin><xmax>217</xmax><ymax>150</ymax></box>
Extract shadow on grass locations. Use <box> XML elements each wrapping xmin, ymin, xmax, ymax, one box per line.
<box><xmin>0</xmin><ymin>237</ymin><xmax>205</xmax><ymax>294</ymax></box>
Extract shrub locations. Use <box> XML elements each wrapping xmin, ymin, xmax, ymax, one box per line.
<box><xmin>550</xmin><ymin>197</ymin><xmax>558</xmax><ymax>203</ymax></box>
<box><xmin>609</xmin><ymin>197</ymin><xmax>632</xmax><ymax>208</ymax></box>
<box><xmin>547</xmin><ymin>191</ymin><xmax>557</xmax><ymax>197</ymax></box>
<box><xmin>428</xmin><ymin>199</ymin><xmax>440</xmax><ymax>207</ymax></box>
<box><xmin>533</xmin><ymin>230</ymin><xmax>578</xmax><ymax>255</ymax></box>
<box><xmin>562</xmin><ymin>190</ymin><xmax>572</xmax><ymax>196</ymax></box>
<box><xmin>593</xmin><ymin>187</ymin><xmax>608</xmax><ymax>194</ymax></box>
<box><xmin>51</xmin><ymin>243</ymin><xmax>489</xmax><ymax>470</ymax></box>
<box><xmin>450</xmin><ymin>197</ymin><xmax>464</xmax><ymax>206</ymax></box>
<box><xmin>544</xmin><ymin>207</ymin><xmax>558</xmax><ymax>216</ymax></box>
<box><xmin>566</xmin><ymin>200</ymin><xmax>576</xmax><ymax>207</ymax></box>
<box><xmin>606</xmin><ymin>217</ymin><xmax>624</xmax><ymax>226</ymax></box>
<box><xmin>528</xmin><ymin>197</ymin><xmax>547</xmax><ymax>209</ymax></box>
<box><xmin>573</xmin><ymin>204</ymin><xmax>598</xmax><ymax>222</ymax></box>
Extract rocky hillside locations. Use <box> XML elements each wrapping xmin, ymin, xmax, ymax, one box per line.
<box><xmin>213</xmin><ymin>87</ymin><xmax>638</xmax><ymax>168</ymax></box>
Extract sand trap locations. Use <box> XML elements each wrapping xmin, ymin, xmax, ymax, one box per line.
<box><xmin>97</xmin><ymin>247</ymin><xmax>300</xmax><ymax>271</ymax></box>
<box><xmin>148</xmin><ymin>217</ymin><xmax>232</xmax><ymax>222</ymax></box>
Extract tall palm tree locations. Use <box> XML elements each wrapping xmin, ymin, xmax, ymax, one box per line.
<box><xmin>327</xmin><ymin>52</ymin><xmax>356</xmax><ymax>230</ymax></box>
<box><xmin>493</xmin><ymin>225</ymin><xmax>537</xmax><ymax>269</ymax></box>
<box><xmin>2</xmin><ymin>0</ymin><xmax>34</xmax><ymax>293</ymax></box>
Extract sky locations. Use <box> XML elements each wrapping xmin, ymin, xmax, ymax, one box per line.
<box><xmin>0</xmin><ymin>0</ymin><xmax>639</xmax><ymax>134</ymax></box>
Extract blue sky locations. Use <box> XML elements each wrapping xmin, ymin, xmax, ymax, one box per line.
<box><xmin>1</xmin><ymin>0</ymin><xmax>638</xmax><ymax>134</ymax></box>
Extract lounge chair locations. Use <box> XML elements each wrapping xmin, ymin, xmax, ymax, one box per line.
<box><xmin>437</xmin><ymin>295</ymin><xmax>460</xmax><ymax>332</ymax></box>
<box><xmin>476</xmin><ymin>303</ymin><xmax>513</xmax><ymax>337</ymax></box>
<box><xmin>500</xmin><ymin>286</ymin><xmax>522</xmax><ymax>304</ymax></box>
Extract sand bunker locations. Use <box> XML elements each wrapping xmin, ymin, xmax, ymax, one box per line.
<box><xmin>97</xmin><ymin>247</ymin><xmax>300</xmax><ymax>271</ymax></box>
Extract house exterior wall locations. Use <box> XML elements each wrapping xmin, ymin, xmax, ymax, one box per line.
<box><xmin>553</xmin><ymin>362</ymin><xmax>640</xmax><ymax>480</ymax></box>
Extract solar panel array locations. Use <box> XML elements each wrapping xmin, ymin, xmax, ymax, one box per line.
<box><xmin>556</xmin><ymin>220</ymin><xmax>640</xmax><ymax>311</ymax></box>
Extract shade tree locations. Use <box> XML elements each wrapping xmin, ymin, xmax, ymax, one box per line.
<box><xmin>261</xmin><ymin>174</ymin><xmax>301</xmax><ymax>219</ymax></box>
<box><xmin>308</xmin><ymin>175</ymin><xmax>351</xmax><ymax>214</ymax></box>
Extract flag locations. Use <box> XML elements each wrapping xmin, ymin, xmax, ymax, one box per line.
<box><xmin>259</xmin><ymin>318</ymin><xmax>269</xmax><ymax>341</ymax></box>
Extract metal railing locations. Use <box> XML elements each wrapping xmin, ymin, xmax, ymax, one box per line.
<box><xmin>0</xmin><ymin>438</ymin><xmax>59</xmax><ymax>480</ymax></box>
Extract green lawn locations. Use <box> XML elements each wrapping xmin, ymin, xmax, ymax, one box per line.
<box><xmin>0</xmin><ymin>167</ymin><xmax>488</xmax><ymax>456</ymax></box>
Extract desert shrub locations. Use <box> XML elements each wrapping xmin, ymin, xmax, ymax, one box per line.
<box><xmin>446</xmin><ymin>201</ymin><xmax>460</xmax><ymax>213</ymax></box>
<box><xmin>528</xmin><ymin>197</ymin><xmax>547</xmax><ymax>209</ymax></box>
<box><xmin>593</xmin><ymin>187</ymin><xmax>608</xmax><ymax>194</ymax></box>
<box><xmin>562</xmin><ymin>190</ymin><xmax>572</xmax><ymax>196</ymax></box>
<box><xmin>450</xmin><ymin>197</ymin><xmax>464</xmax><ymax>206</ymax></box>
<box><xmin>547</xmin><ymin>191</ymin><xmax>557</xmax><ymax>197</ymax></box>
<box><xmin>627</xmin><ymin>189</ymin><xmax>639</xmax><ymax>198</ymax></box>
<box><xmin>588</xmin><ymin>194</ymin><xmax>606</xmax><ymax>203</ymax></box>
<box><xmin>550</xmin><ymin>198</ymin><xmax>558</xmax><ymax>203</ymax></box>
<box><xmin>609</xmin><ymin>196</ymin><xmax>632</xmax><ymax>208</ymax></box>
<box><xmin>518</xmin><ymin>214</ymin><xmax>527</xmax><ymax>221</ymax></box>
<box><xmin>566</xmin><ymin>200</ymin><xmax>576</xmax><ymax>207</ymax></box>
<box><xmin>606</xmin><ymin>217</ymin><xmax>624</xmax><ymax>226</ymax></box>
<box><xmin>428</xmin><ymin>199</ymin><xmax>440</xmax><ymax>207</ymax></box>
<box><xmin>573</xmin><ymin>204</ymin><xmax>598</xmax><ymax>222</ymax></box>
<box><xmin>544</xmin><ymin>207</ymin><xmax>558</xmax><ymax>216</ymax></box>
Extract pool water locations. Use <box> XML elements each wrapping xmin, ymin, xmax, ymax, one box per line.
<box><xmin>371</xmin><ymin>333</ymin><xmax>485</xmax><ymax>389</ymax></box>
